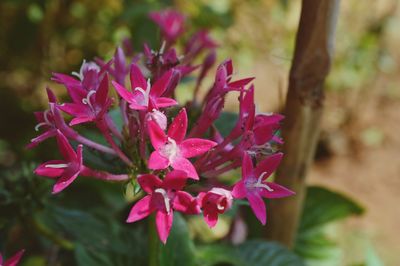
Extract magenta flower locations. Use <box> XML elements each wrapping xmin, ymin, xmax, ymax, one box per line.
<box><xmin>59</xmin><ymin>74</ymin><xmax>112</xmax><ymax>126</ymax></box>
<box><xmin>34</xmin><ymin>130</ymin><xmax>83</xmax><ymax>194</ymax></box>
<box><xmin>232</xmin><ymin>152</ymin><xmax>294</xmax><ymax>225</ymax></box>
<box><xmin>126</xmin><ymin>170</ymin><xmax>199</xmax><ymax>243</ymax></box>
<box><xmin>198</xmin><ymin>188</ymin><xmax>233</xmax><ymax>228</ymax></box>
<box><xmin>112</xmin><ymin>64</ymin><xmax>177</xmax><ymax>111</ymax></box>
<box><xmin>148</xmin><ymin>108</ymin><xmax>217</xmax><ymax>179</ymax></box>
<box><xmin>0</xmin><ymin>250</ymin><xmax>24</xmax><ymax>266</ymax></box>
<box><xmin>149</xmin><ymin>9</ymin><xmax>185</xmax><ymax>43</ymax></box>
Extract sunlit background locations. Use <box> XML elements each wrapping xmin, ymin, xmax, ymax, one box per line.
<box><xmin>1</xmin><ymin>0</ymin><xmax>400</xmax><ymax>265</ymax></box>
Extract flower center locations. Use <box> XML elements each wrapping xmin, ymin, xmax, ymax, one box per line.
<box><xmin>160</xmin><ymin>137</ymin><xmax>179</xmax><ymax>162</ymax></box>
<box><xmin>34</xmin><ymin>110</ymin><xmax>53</xmax><ymax>131</ymax></box>
<box><xmin>134</xmin><ymin>79</ymin><xmax>151</xmax><ymax>106</ymax></box>
<box><xmin>154</xmin><ymin>188</ymin><xmax>171</xmax><ymax>214</ymax></box>
<box><xmin>72</xmin><ymin>60</ymin><xmax>100</xmax><ymax>80</ymax></box>
<box><xmin>45</xmin><ymin>163</ymin><xmax>68</xmax><ymax>169</ymax></box>
<box><xmin>247</xmin><ymin>172</ymin><xmax>274</xmax><ymax>192</ymax></box>
<box><xmin>81</xmin><ymin>90</ymin><xmax>97</xmax><ymax>111</ymax></box>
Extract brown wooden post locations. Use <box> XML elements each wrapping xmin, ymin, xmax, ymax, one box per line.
<box><xmin>265</xmin><ymin>0</ymin><xmax>340</xmax><ymax>247</ymax></box>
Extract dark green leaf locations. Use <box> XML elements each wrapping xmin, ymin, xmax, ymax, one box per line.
<box><xmin>196</xmin><ymin>240</ymin><xmax>304</xmax><ymax>266</ymax></box>
<box><xmin>159</xmin><ymin>213</ymin><xmax>196</xmax><ymax>266</ymax></box>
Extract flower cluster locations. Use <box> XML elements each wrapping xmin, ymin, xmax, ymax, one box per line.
<box><xmin>30</xmin><ymin>9</ymin><xmax>294</xmax><ymax>243</ymax></box>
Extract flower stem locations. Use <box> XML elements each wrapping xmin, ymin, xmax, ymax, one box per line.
<box><xmin>148</xmin><ymin>214</ymin><xmax>160</xmax><ymax>266</ymax></box>
<box><xmin>81</xmin><ymin>166</ymin><xmax>130</xmax><ymax>181</ymax></box>
<box><xmin>96</xmin><ymin>119</ymin><xmax>133</xmax><ymax>166</ymax></box>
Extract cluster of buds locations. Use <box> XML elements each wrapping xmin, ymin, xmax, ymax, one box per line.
<box><xmin>30</xmin><ymin>9</ymin><xmax>294</xmax><ymax>243</ymax></box>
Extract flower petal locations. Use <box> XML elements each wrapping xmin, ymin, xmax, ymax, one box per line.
<box><xmin>173</xmin><ymin>191</ymin><xmax>200</xmax><ymax>214</ymax></box>
<box><xmin>241</xmin><ymin>152</ymin><xmax>253</xmax><ymax>179</ymax></box>
<box><xmin>70</xmin><ymin>116</ymin><xmax>94</xmax><ymax>126</ymax></box>
<box><xmin>163</xmin><ymin>170</ymin><xmax>188</xmax><ymax>191</ymax></box>
<box><xmin>156</xmin><ymin>210</ymin><xmax>174</xmax><ymax>244</ymax></box>
<box><xmin>27</xmin><ymin>130</ymin><xmax>56</xmax><ymax>149</ymax></box>
<box><xmin>260</xmin><ymin>182</ymin><xmax>295</xmax><ymax>199</ymax></box>
<box><xmin>138</xmin><ymin>174</ymin><xmax>163</xmax><ymax>194</ymax></box>
<box><xmin>52</xmin><ymin>169</ymin><xmax>80</xmax><ymax>194</ymax></box>
<box><xmin>171</xmin><ymin>157</ymin><xmax>198</xmax><ymax>180</ymax></box>
<box><xmin>34</xmin><ymin>160</ymin><xmax>67</xmax><ymax>178</ymax></box>
<box><xmin>148</xmin><ymin>121</ymin><xmax>167</xmax><ymax>150</ymax></box>
<box><xmin>204</xmin><ymin>212</ymin><xmax>218</xmax><ymax>228</ymax></box>
<box><xmin>130</xmin><ymin>63</ymin><xmax>147</xmax><ymax>91</ymax></box>
<box><xmin>126</xmin><ymin>195</ymin><xmax>153</xmax><ymax>223</ymax></box>
<box><xmin>168</xmin><ymin>108</ymin><xmax>187</xmax><ymax>142</ymax></box>
<box><xmin>95</xmin><ymin>73</ymin><xmax>109</xmax><ymax>106</ymax></box>
<box><xmin>254</xmin><ymin>152</ymin><xmax>283</xmax><ymax>180</ymax></box>
<box><xmin>151</xmin><ymin>69</ymin><xmax>173</xmax><ymax>97</ymax></box>
<box><xmin>154</xmin><ymin>97</ymin><xmax>178</xmax><ymax>108</ymax></box>
<box><xmin>148</xmin><ymin>151</ymin><xmax>170</xmax><ymax>170</ymax></box>
<box><xmin>247</xmin><ymin>192</ymin><xmax>266</xmax><ymax>225</ymax></box>
<box><xmin>112</xmin><ymin>81</ymin><xmax>133</xmax><ymax>103</ymax></box>
<box><xmin>179</xmin><ymin>138</ymin><xmax>217</xmax><ymax>158</ymax></box>
<box><xmin>231</xmin><ymin>181</ymin><xmax>246</xmax><ymax>199</ymax></box>
<box><xmin>58</xmin><ymin>103</ymin><xmax>89</xmax><ymax>117</ymax></box>
<box><xmin>56</xmin><ymin>131</ymin><xmax>77</xmax><ymax>162</ymax></box>
<box><xmin>5</xmin><ymin>249</ymin><xmax>25</xmax><ymax>266</ymax></box>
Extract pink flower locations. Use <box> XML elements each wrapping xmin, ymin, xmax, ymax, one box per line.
<box><xmin>58</xmin><ymin>74</ymin><xmax>112</xmax><ymax>126</ymax></box>
<box><xmin>148</xmin><ymin>108</ymin><xmax>217</xmax><ymax>179</ymax></box>
<box><xmin>34</xmin><ymin>130</ymin><xmax>83</xmax><ymax>194</ymax></box>
<box><xmin>112</xmin><ymin>64</ymin><xmax>177</xmax><ymax>111</ymax></box>
<box><xmin>198</xmin><ymin>188</ymin><xmax>233</xmax><ymax>228</ymax></box>
<box><xmin>0</xmin><ymin>249</ymin><xmax>24</xmax><ymax>266</ymax></box>
<box><xmin>232</xmin><ymin>152</ymin><xmax>294</xmax><ymax>225</ymax></box>
<box><xmin>149</xmin><ymin>9</ymin><xmax>185</xmax><ymax>43</ymax></box>
<box><xmin>126</xmin><ymin>170</ymin><xmax>199</xmax><ymax>243</ymax></box>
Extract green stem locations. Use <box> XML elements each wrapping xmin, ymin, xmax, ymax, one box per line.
<box><xmin>148</xmin><ymin>214</ymin><xmax>160</xmax><ymax>266</ymax></box>
<box><xmin>31</xmin><ymin>218</ymin><xmax>75</xmax><ymax>250</ymax></box>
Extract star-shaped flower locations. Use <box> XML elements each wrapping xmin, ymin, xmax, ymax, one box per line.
<box><xmin>126</xmin><ymin>170</ymin><xmax>199</xmax><ymax>243</ymax></box>
<box><xmin>148</xmin><ymin>108</ymin><xmax>217</xmax><ymax>179</ymax></box>
<box><xmin>112</xmin><ymin>63</ymin><xmax>177</xmax><ymax>111</ymax></box>
<box><xmin>58</xmin><ymin>74</ymin><xmax>112</xmax><ymax>126</ymax></box>
<box><xmin>232</xmin><ymin>152</ymin><xmax>294</xmax><ymax>224</ymax></box>
<box><xmin>34</xmin><ymin>130</ymin><xmax>83</xmax><ymax>194</ymax></box>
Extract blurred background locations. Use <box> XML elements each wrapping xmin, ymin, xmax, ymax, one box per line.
<box><xmin>0</xmin><ymin>0</ymin><xmax>399</xmax><ymax>265</ymax></box>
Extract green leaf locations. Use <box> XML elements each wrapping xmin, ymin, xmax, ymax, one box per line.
<box><xmin>214</xmin><ymin>112</ymin><xmax>238</xmax><ymax>137</ymax></box>
<box><xmin>237</xmin><ymin>240</ymin><xmax>305</xmax><ymax>266</ymax></box>
<box><xmin>196</xmin><ymin>240</ymin><xmax>304</xmax><ymax>266</ymax></box>
<box><xmin>295</xmin><ymin>186</ymin><xmax>365</xmax><ymax>261</ymax></box>
<box><xmin>159</xmin><ymin>213</ymin><xmax>196</xmax><ymax>266</ymax></box>
<box><xmin>299</xmin><ymin>186</ymin><xmax>364</xmax><ymax>232</ymax></box>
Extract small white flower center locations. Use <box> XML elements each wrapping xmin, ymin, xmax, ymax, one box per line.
<box><xmin>45</xmin><ymin>163</ymin><xmax>68</xmax><ymax>169</ymax></box>
<box><xmin>247</xmin><ymin>172</ymin><xmax>274</xmax><ymax>192</ymax></box>
<box><xmin>72</xmin><ymin>60</ymin><xmax>100</xmax><ymax>81</ymax></box>
<box><xmin>134</xmin><ymin>79</ymin><xmax>151</xmax><ymax>106</ymax></box>
<box><xmin>81</xmin><ymin>90</ymin><xmax>97</xmax><ymax>111</ymax></box>
<box><xmin>154</xmin><ymin>188</ymin><xmax>171</xmax><ymax>214</ymax></box>
<box><xmin>34</xmin><ymin>110</ymin><xmax>52</xmax><ymax>131</ymax></box>
<box><xmin>160</xmin><ymin>137</ymin><xmax>179</xmax><ymax>162</ymax></box>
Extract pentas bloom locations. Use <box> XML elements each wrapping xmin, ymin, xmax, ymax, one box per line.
<box><xmin>0</xmin><ymin>250</ymin><xmax>24</xmax><ymax>266</ymax></box>
<box><xmin>198</xmin><ymin>188</ymin><xmax>233</xmax><ymax>228</ymax></box>
<box><xmin>59</xmin><ymin>74</ymin><xmax>112</xmax><ymax>126</ymax></box>
<box><xmin>31</xmin><ymin>8</ymin><xmax>294</xmax><ymax>245</ymax></box>
<box><xmin>126</xmin><ymin>170</ymin><xmax>199</xmax><ymax>243</ymax></box>
<box><xmin>148</xmin><ymin>108</ymin><xmax>217</xmax><ymax>179</ymax></box>
<box><xmin>232</xmin><ymin>152</ymin><xmax>294</xmax><ymax>225</ymax></box>
<box><xmin>34</xmin><ymin>130</ymin><xmax>83</xmax><ymax>194</ymax></box>
<box><xmin>112</xmin><ymin>63</ymin><xmax>177</xmax><ymax>111</ymax></box>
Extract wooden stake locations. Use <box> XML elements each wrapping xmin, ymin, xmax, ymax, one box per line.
<box><xmin>265</xmin><ymin>0</ymin><xmax>340</xmax><ymax>247</ymax></box>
